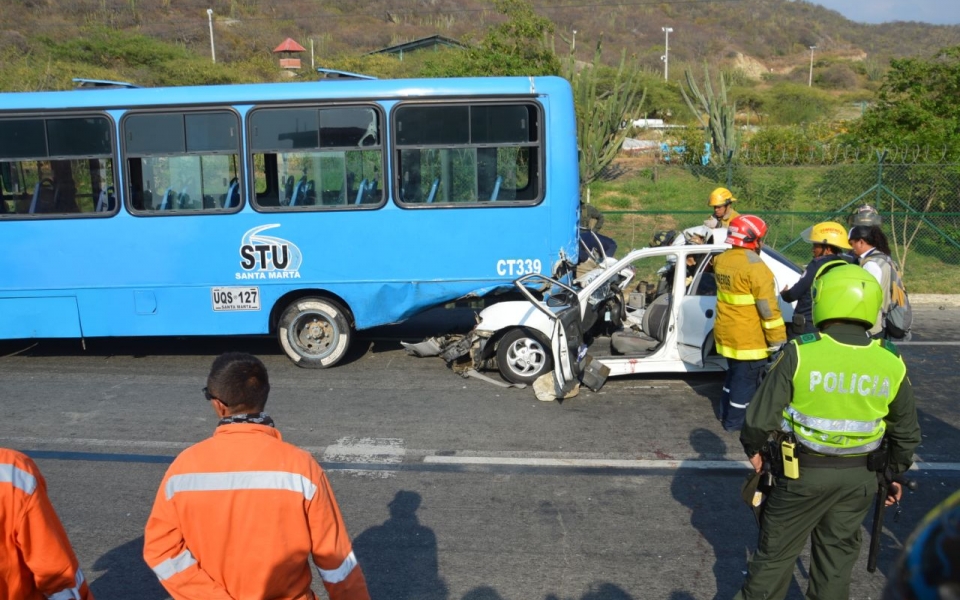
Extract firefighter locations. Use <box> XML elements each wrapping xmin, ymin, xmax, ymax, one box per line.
<box><xmin>736</xmin><ymin>264</ymin><xmax>921</xmax><ymax>600</ymax></box>
<box><xmin>704</xmin><ymin>187</ymin><xmax>740</xmax><ymax>229</ymax></box>
<box><xmin>0</xmin><ymin>447</ymin><xmax>94</xmax><ymax>600</ymax></box>
<box><xmin>144</xmin><ymin>352</ymin><xmax>370</xmax><ymax>600</ymax></box>
<box><xmin>780</xmin><ymin>221</ymin><xmax>854</xmax><ymax>339</ymax></box>
<box><xmin>713</xmin><ymin>215</ymin><xmax>786</xmax><ymax>432</ymax></box>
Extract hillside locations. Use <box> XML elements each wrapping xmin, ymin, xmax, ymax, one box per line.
<box><xmin>2</xmin><ymin>0</ymin><xmax>959</xmax><ymax>87</ymax></box>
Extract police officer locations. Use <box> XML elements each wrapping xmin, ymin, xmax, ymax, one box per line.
<box><xmin>714</xmin><ymin>215</ymin><xmax>786</xmax><ymax>432</ymax></box>
<box><xmin>736</xmin><ymin>264</ymin><xmax>921</xmax><ymax>600</ymax></box>
<box><xmin>704</xmin><ymin>187</ymin><xmax>740</xmax><ymax>229</ymax></box>
<box><xmin>780</xmin><ymin>221</ymin><xmax>853</xmax><ymax>339</ymax></box>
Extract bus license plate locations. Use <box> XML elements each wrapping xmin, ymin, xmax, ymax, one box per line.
<box><xmin>212</xmin><ymin>287</ymin><xmax>261</xmax><ymax>311</ymax></box>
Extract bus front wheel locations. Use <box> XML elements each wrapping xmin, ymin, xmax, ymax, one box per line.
<box><xmin>278</xmin><ymin>297</ymin><xmax>351</xmax><ymax>368</ymax></box>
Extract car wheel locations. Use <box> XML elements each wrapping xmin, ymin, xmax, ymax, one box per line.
<box><xmin>496</xmin><ymin>328</ymin><xmax>553</xmax><ymax>384</ymax></box>
<box><xmin>277</xmin><ymin>297</ymin><xmax>351</xmax><ymax>368</ymax></box>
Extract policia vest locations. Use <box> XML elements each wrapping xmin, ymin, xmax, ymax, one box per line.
<box><xmin>782</xmin><ymin>334</ymin><xmax>907</xmax><ymax>455</ymax></box>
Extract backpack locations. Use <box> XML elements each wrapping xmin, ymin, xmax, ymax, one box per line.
<box><xmin>867</xmin><ymin>253</ymin><xmax>913</xmax><ymax>340</ymax></box>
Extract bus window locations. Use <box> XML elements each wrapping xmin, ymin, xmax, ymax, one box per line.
<box><xmin>0</xmin><ymin>116</ymin><xmax>116</xmax><ymax>217</ymax></box>
<box><xmin>395</xmin><ymin>103</ymin><xmax>540</xmax><ymax>206</ymax></box>
<box><xmin>250</xmin><ymin>105</ymin><xmax>383</xmax><ymax>209</ymax></box>
<box><xmin>124</xmin><ymin>110</ymin><xmax>240</xmax><ymax>213</ymax></box>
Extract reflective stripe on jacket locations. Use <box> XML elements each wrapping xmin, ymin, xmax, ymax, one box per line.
<box><xmin>713</xmin><ymin>247</ymin><xmax>786</xmax><ymax>360</ymax></box>
<box><xmin>783</xmin><ymin>335</ymin><xmax>906</xmax><ymax>455</ymax></box>
<box><xmin>0</xmin><ymin>448</ymin><xmax>94</xmax><ymax>600</ymax></box>
<box><xmin>143</xmin><ymin>424</ymin><xmax>369</xmax><ymax>600</ymax></box>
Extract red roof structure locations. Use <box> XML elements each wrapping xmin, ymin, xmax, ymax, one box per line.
<box><xmin>273</xmin><ymin>38</ymin><xmax>306</xmax><ymax>53</ymax></box>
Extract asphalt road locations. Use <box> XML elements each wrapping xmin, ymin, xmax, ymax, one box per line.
<box><xmin>1</xmin><ymin>304</ymin><xmax>959</xmax><ymax>600</ymax></box>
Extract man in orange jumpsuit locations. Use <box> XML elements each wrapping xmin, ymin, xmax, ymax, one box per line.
<box><xmin>144</xmin><ymin>352</ymin><xmax>370</xmax><ymax>600</ymax></box>
<box><xmin>1</xmin><ymin>447</ymin><xmax>95</xmax><ymax>600</ymax></box>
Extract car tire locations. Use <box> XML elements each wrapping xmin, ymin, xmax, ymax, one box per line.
<box><xmin>496</xmin><ymin>327</ymin><xmax>553</xmax><ymax>385</ymax></box>
<box><xmin>277</xmin><ymin>297</ymin><xmax>351</xmax><ymax>368</ymax></box>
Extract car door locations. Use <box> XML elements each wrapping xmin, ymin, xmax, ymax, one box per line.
<box><xmin>675</xmin><ymin>250</ymin><xmax>719</xmax><ymax>367</ymax></box>
<box><xmin>514</xmin><ymin>274</ymin><xmax>585</xmax><ymax>395</ymax></box>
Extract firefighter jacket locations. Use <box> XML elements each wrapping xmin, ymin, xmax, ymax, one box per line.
<box><xmin>143</xmin><ymin>423</ymin><xmax>370</xmax><ymax>600</ymax></box>
<box><xmin>0</xmin><ymin>448</ymin><xmax>93</xmax><ymax>600</ymax></box>
<box><xmin>741</xmin><ymin>323</ymin><xmax>921</xmax><ymax>475</ymax></box>
<box><xmin>713</xmin><ymin>246</ymin><xmax>786</xmax><ymax>360</ymax></box>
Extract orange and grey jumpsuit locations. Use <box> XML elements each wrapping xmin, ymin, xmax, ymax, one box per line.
<box><xmin>143</xmin><ymin>423</ymin><xmax>369</xmax><ymax>600</ymax></box>
<box><xmin>0</xmin><ymin>447</ymin><xmax>94</xmax><ymax>600</ymax></box>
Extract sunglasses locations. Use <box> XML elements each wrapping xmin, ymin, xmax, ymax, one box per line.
<box><xmin>202</xmin><ymin>387</ymin><xmax>216</xmax><ymax>401</ymax></box>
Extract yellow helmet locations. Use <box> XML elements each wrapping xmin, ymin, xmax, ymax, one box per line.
<box><xmin>708</xmin><ymin>187</ymin><xmax>735</xmax><ymax>207</ymax></box>
<box><xmin>801</xmin><ymin>221</ymin><xmax>852</xmax><ymax>251</ymax></box>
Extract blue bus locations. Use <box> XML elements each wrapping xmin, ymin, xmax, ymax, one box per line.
<box><xmin>0</xmin><ymin>76</ymin><xmax>580</xmax><ymax>367</ymax></box>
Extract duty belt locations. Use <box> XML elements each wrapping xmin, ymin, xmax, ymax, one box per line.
<box><xmin>798</xmin><ymin>446</ymin><xmax>869</xmax><ymax>469</ymax></box>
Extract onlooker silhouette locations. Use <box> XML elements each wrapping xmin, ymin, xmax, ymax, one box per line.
<box><xmin>353</xmin><ymin>490</ymin><xmax>448</xmax><ymax>600</ymax></box>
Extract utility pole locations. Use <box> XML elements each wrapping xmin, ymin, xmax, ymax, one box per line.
<box><xmin>808</xmin><ymin>45</ymin><xmax>816</xmax><ymax>87</ymax></box>
<box><xmin>662</xmin><ymin>27</ymin><xmax>673</xmax><ymax>81</ymax></box>
<box><xmin>207</xmin><ymin>9</ymin><xmax>216</xmax><ymax>64</ymax></box>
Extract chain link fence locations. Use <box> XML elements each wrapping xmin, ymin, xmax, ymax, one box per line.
<box><xmin>595</xmin><ymin>155</ymin><xmax>960</xmax><ymax>294</ymax></box>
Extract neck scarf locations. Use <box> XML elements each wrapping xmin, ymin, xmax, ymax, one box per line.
<box><xmin>217</xmin><ymin>412</ymin><xmax>275</xmax><ymax>428</ymax></box>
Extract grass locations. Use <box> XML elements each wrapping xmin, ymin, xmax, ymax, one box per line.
<box><xmin>585</xmin><ymin>157</ymin><xmax>960</xmax><ymax>293</ymax></box>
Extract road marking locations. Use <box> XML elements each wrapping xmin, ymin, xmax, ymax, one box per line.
<box><xmin>322</xmin><ymin>437</ymin><xmax>405</xmax><ymax>479</ymax></box>
<box><xmin>5</xmin><ymin>436</ymin><xmax>959</xmax><ymax>474</ymax></box>
<box><xmin>0</xmin><ymin>436</ymin><xmax>189</xmax><ymax>450</ymax></box>
<box><xmin>424</xmin><ymin>456</ymin><xmax>752</xmax><ymax>470</ymax></box>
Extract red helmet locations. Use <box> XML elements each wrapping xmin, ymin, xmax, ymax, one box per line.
<box><xmin>725</xmin><ymin>215</ymin><xmax>768</xmax><ymax>250</ymax></box>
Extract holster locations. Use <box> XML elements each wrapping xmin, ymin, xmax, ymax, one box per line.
<box><xmin>867</xmin><ymin>444</ymin><xmax>889</xmax><ymax>473</ymax></box>
<box><xmin>763</xmin><ymin>432</ymin><xmax>790</xmax><ymax>478</ymax></box>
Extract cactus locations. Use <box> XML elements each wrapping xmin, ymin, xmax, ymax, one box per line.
<box><xmin>561</xmin><ymin>35</ymin><xmax>646</xmax><ymax>195</ymax></box>
<box><xmin>680</xmin><ymin>63</ymin><xmax>738</xmax><ymax>164</ymax></box>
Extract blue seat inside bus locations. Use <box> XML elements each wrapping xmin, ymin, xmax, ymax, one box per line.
<box><xmin>425</xmin><ymin>178</ymin><xmax>440</xmax><ymax>203</ymax></box>
<box><xmin>224</xmin><ymin>178</ymin><xmax>240</xmax><ymax>208</ymax></box>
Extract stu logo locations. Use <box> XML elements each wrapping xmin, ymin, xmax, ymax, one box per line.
<box><xmin>236</xmin><ymin>224</ymin><xmax>303</xmax><ymax>280</ymax></box>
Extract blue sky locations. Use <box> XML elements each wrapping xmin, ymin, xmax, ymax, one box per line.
<box><xmin>807</xmin><ymin>1</ymin><xmax>960</xmax><ymax>25</ymax></box>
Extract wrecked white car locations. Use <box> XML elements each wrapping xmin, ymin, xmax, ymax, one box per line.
<box><xmin>416</xmin><ymin>230</ymin><xmax>802</xmax><ymax>394</ymax></box>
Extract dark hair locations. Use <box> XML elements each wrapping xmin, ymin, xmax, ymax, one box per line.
<box><xmin>849</xmin><ymin>225</ymin><xmax>891</xmax><ymax>255</ymax></box>
<box><xmin>206</xmin><ymin>352</ymin><xmax>270</xmax><ymax>411</ymax></box>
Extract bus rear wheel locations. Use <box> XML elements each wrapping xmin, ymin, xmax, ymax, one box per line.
<box><xmin>278</xmin><ymin>297</ymin><xmax>351</xmax><ymax>368</ymax></box>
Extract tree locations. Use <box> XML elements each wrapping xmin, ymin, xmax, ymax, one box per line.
<box><xmin>420</xmin><ymin>0</ymin><xmax>559</xmax><ymax>77</ymax></box>
<box><xmin>850</xmin><ymin>46</ymin><xmax>960</xmax><ymax>275</ymax></box>
<box><xmin>561</xmin><ymin>36</ymin><xmax>646</xmax><ymax>194</ymax></box>
<box><xmin>852</xmin><ymin>45</ymin><xmax>960</xmax><ymax>157</ymax></box>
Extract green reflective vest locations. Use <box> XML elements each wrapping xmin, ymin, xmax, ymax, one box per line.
<box><xmin>783</xmin><ymin>334</ymin><xmax>906</xmax><ymax>455</ymax></box>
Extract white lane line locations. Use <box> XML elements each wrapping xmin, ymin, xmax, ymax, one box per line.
<box><xmin>425</xmin><ymin>456</ymin><xmax>960</xmax><ymax>472</ymax></box>
<box><xmin>0</xmin><ymin>436</ymin><xmax>189</xmax><ymax>450</ymax></box>
<box><xmin>322</xmin><ymin>437</ymin><xmax>405</xmax><ymax>479</ymax></box>
<box><xmin>424</xmin><ymin>456</ymin><xmax>752</xmax><ymax>470</ymax></box>
<box><xmin>5</xmin><ymin>435</ymin><xmax>960</xmax><ymax>472</ymax></box>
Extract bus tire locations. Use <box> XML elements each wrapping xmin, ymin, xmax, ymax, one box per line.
<box><xmin>496</xmin><ymin>327</ymin><xmax>553</xmax><ymax>385</ymax></box>
<box><xmin>278</xmin><ymin>297</ymin><xmax>351</xmax><ymax>368</ymax></box>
